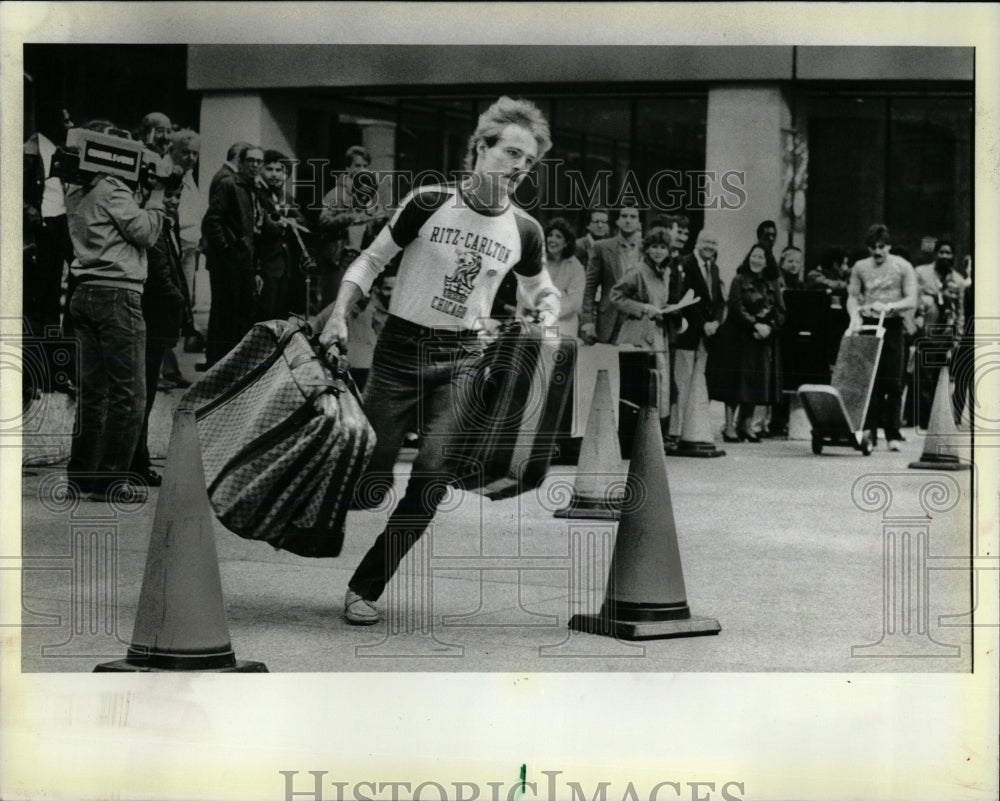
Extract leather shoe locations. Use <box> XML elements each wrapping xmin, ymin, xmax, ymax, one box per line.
<box><xmin>740</xmin><ymin>429</ymin><xmax>761</xmax><ymax>443</ymax></box>
<box><xmin>139</xmin><ymin>469</ymin><xmax>162</xmax><ymax>487</ymax></box>
<box><xmin>344</xmin><ymin>589</ymin><xmax>379</xmax><ymax>625</ymax></box>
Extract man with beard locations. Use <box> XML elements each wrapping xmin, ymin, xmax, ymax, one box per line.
<box><xmin>257</xmin><ymin>149</ymin><xmax>309</xmax><ymax>320</ymax></box>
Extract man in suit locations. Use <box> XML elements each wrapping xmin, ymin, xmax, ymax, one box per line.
<box><xmin>574</xmin><ymin>208</ymin><xmax>610</xmax><ymax>268</ymax></box>
<box><xmin>202</xmin><ymin>144</ymin><xmax>263</xmax><ymax>366</ymax></box>
<box><xmin>580</xmin><ymin>204</ymin><xmax>643</xmax><ymax>345</ymax></box>
<box><xmin>668</xmin><ymin>229</ymin><xmax>725</xmax><ymax>445</ymax></box>
<box><xmin>209</xmin><ymin>141</ymin><xmax>252</xmax><ymax>202</ymax></box>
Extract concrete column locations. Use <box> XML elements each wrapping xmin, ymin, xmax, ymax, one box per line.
<box><xmin>360</xmin><ymin>121</ymin><xmax>396</xmax><ymax>207</ymax></box>
<box><xmin>197</xmin><ymin>92</ymin><xmax>298</xmax><ymax>189</ymax></box>
<box><xmin>702</xmin><ymin>86</ymin><xmax>791</xmax><ymax>287</ymax></box>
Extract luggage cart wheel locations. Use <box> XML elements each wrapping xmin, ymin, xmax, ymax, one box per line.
<box><xmin>861</xmin><ymin>435</ymin><xmax>873</xmax><ymax>456</ymax></box>
<box><xmin>811</xmin><ymin>435</ymin><xmax>823</xmax><ymax>455</ymax></box>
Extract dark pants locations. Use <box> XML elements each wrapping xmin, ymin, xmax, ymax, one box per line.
<box><xmin>348</xmin><ymin>316</ymin><xmax>483</xmax><ymax>602</ymax></box>
<box><xmin>259</xmin><ymin>271</ymin><xmax>291</xmax><ymax>321</ymax></box>
<box><xmin>914</xmin><ymin>330</ymin><xmax>955</xmax><ymax>429</ymax></box>
<box><xmin>23</xmin><ymin>215</ymin><xmax>74</xmax><ymax>391</ymax></box>
<box><xmin>864</xmin><ymin>316</ymin><xmax>904</xmax><ymax>440</ymax></box>
<box><xmin>130</xmin><ymin>340</ymin><xmax>168</xmax><ymax>477</ymax></box>
<box><xmin>206</xmin><ymin>259</ymin><xmax>257</xmax><ymax>366</ymax></box>
<box><xmin>769</xmin><ymin>394</ymin><xmax>791</xmax><ymax>433</ymax></box>
<box><xmin>67</xmin><ymin>285</ymin><xmax>146</xmax><ymax>493</ymax></box>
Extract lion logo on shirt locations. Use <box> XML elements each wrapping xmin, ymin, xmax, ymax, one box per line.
<box><xmin>442</xmin><ymin>248</ymin><xmax>483</xmax><ymax>302</ymax></box>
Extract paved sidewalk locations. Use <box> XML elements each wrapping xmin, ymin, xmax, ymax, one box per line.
<box><xmin>18</xmin><ymin>420</ymin><xmax>980</xmax><ymax>673</ymax></box>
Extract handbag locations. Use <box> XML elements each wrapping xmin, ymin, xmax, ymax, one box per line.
<box><xmin>180</xmin><ymin>319</ymin><xmax>375</xmax><ymax>557</ymax></box>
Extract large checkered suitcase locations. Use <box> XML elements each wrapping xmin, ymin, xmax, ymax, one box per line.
<box><xmin>180</xmin><ymin>319</ymin><xmax>375</xmax><ymax>557</ymax></box>
<box><xmin>451</xmin><ymin>321</ymin><xmax>576</xmax><ymax>499</ymax></box>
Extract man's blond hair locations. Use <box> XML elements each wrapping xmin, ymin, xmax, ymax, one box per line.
<box><xmin>463</xmin><ymin>96</ymin><xmax>552</xmax><ymax>171</ymax></box>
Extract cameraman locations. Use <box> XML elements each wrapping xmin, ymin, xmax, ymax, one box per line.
<box><xmin>64</xmin><ymin>121</ymin><xmax>166</xmax><ymax>501</ymax></box>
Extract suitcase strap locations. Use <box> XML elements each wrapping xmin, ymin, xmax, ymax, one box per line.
<box><xmin>191</xmin><ymin>323</ymin><xmax>305</xmax><ymax>420</ymax></box>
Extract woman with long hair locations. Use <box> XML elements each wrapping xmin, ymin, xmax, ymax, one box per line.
<box><xmin>707</xmin><ymin>243</ymin><xmax>785</xmax><ymax>441</ymax></box>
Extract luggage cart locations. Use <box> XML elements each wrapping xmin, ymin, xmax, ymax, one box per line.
<box><xmin>797</xmin><ymin>311</ymin><xmax>886</xmax><ymax>456</ymax></box>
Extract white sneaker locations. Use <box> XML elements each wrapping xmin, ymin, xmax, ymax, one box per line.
<box><xmin>888</xmin><ymin>440</ymin><xmax>902</xmax><ymax>452</ymax></box>
<box><xmin>344</xmin><ymin>589</ymin><xmax>379</xmax><ymax>625</ymax></box>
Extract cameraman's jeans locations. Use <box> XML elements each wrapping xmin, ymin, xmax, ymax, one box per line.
<box><xmin>67</xmin><ymin>285</ymin><xmax>146</xmax><ymax>493</ymax></box>
<box><xmin>348</xmin><ymin>316</ymin><xmax>484</xmax><ymax>602</ymax></box>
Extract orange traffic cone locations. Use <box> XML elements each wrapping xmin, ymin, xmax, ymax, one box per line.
<box><xmin>670</xmin><ymin>364</ymin><xmax>725</xmax><ymax>458</ymax></box>
<box><xmin>568</xmin><ymin>401</ymin><xmax>721</xmax><ymax>640</ymax></box>
<box><xmin>555</xmin><ymin>369</ymin><xmax>627</xmax><ymax>519</ymax></box>
<box><xmin>909</xmin><ymin>364</ymin><xmax>970</xmax><ymax>471</ymax></box>
<box><xmin>95</xmin><ymin>409</ymin><xmax>268</xmax><ymax>672</ymax></box>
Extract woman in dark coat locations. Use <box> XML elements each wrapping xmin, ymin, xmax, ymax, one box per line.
<box><xmin>706</xmin><ymin>243</ymin><xmax>785</xmax><ymax>441</ymax></box>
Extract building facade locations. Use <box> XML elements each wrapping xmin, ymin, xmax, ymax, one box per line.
<box><xmin>188</xmin><ymin>44</ymin><xmax>973</xmax><ymax>282</ymax></box>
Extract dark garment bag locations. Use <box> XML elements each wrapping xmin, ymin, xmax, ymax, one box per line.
<box><xmin>452</xmin><ymin>321</ymin><xmax>576</xmax><ymax>499</ymax></box>
<box><xmin>180</xmin><ymin>319</ymin><xmax>375</xmax><ymax>557</ymax></box>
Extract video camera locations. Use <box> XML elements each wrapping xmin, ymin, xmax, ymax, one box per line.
<box><xmin>50</xmin><ymin>128</ymin><xmax>181</xmax><ymax>192</ymax></box>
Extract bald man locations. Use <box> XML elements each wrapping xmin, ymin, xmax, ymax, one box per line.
<box><xmin>668</xmin><ymin>229</ymin><xmax>726</xmax><ymax>446</ymax></box>
<box><xmin>138</xmin><ymin>111</ymin><xmax>173</xmax><ymax>156</ymax></box>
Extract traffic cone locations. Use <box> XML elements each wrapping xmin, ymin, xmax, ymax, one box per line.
<box><xmin>670</xmin><ymin>364</ymin><xmax>725</xmax><ymax>458</ymax></box>
<box><xmin>95</xmin><ymin>409</ymin><xmax>268</xmax><ymax>672</ymax></box>
<box><xmin>555</xmin><ymin>369</ymin><xmax>627</xmax><ymax>519</ymax></box>
<box><xmin>909</xmin><ymin>364</ymin><xmax>970</xmax><ymax>471</ymax></box>
<box><xmin>568</xmin><ymin>402</ymin><xmax>721</xmax><ymax>640</ymax></box>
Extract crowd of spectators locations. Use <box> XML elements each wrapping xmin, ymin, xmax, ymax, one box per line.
<box><xmin>23</xmin><ymin>102</ymin><xmax>975</xmax><ymax>494</ymax></box>
<box><xmin>561</xmin><ymin>208</ymin><xmax>972</xmax><ymax>455</ymax></box>
<box><xmin>22</xmin><ymin>108</ymin><xmax>318</xmax><ymax>497</ymax></box>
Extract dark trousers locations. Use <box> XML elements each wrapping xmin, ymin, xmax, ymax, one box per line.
<box><xmin>914</xmin><ymin>330</ymin><xmax>955</xmax><ymax>429</ymax></box>
<box><xmin>769</xmin><ymin>394</ymin><xmax>791</xmax><ymax>432</ymax></box>
<box><xmin>130</xmin><ymin>340</ymin><xmax>168</xmax><ymax>476</ymax></box>
<box><xmin>23</xmin><ymin>215</ymin><xmax>74</xmax><ymax>391</ymax></box>
<box><xmin>259</xmin><ymin>271</ymin><xmax>291</xmax><ymax>321</ymax></box>
<box><xmin>206</xmin><ymin>259</ymin><xmax>257</xmax><ymax>367</ymax></box>
<box><xmin>952</xmin><ymin>351</ymin><xmax>973</xmax><ymax>426</ymax></box>
<box><xmin>348</xmin><ymin>316</ymin><xmax>483</xmax><ymax>602</ymax></box>
<box><xmin>67</xmin><ymin>285</ymin><xmax>146</xmax><ymax>493</ymax></box>
<box><xmin>864</xmin><ymin>316</ymin><xmax>905</xmax><ymax>440</ymax></box>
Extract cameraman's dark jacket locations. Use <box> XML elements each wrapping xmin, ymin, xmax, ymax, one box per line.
<box><xmin>65</xmin><ymin>175</ymin><xmax>165</xmax><ymax>291</ymax></box>
<box><xmin>201</xmin><ymin>173</ymin><xmax>257</xmax><ymax>281</ymax></box>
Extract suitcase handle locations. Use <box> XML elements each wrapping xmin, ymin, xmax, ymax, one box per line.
<box><xmin>852</xmin><ymin>309</ymin><xmax>887</xmax><ymax>336</ymax></box>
